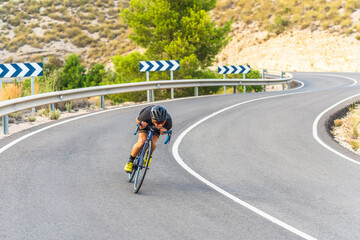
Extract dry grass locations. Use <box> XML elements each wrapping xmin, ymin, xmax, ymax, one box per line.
<box><xmin>1</xmin><ymin>82</ymin><xmax>41</xmax><ymax>101</ymax></box>
<box><xmin>1</xmin><ymin>83</ymin><xmax>22</xmax><ymax>100</ymax></box>
<box><xmin>332</xmin><ymin>103</ymin><xmax>360</xmax><ymax>154</ymax></box>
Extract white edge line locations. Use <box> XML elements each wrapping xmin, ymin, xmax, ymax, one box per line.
<box><xmin>172</xmin><ymin>91</ymin><xmax>317</xmax><ymax>240</ymax></box>
<box><xmin>311</xmin><ymin>74</ymin><xmax>357</xmax><ymax>87</ymax></box>
<box><xmin>313</xmin><ymin>93</ymin><xmax>360</xmax><ymax>166</ymax></box>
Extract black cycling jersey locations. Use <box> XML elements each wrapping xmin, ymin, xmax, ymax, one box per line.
<box><xmin>138</xmin><ymin>105</ymin><xmax>172</xmax><ymax>130</ymax></box>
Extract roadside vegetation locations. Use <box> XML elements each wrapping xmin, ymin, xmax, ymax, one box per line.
<box><xmin>332</xmin><ymin>103</ymin><xmax>360</xmax><ymax>153</ymax></box>
<box><xmin>1</xmin><ymin>0</ymin><xmax>360</xmax><ymax>67</ymax></box>
<box><xmin>3</xmin><ymin>0</ymin><xmax>359</xmax><ymax>131</ymax></box>
<box><xmin>214</xmin><ymin>0</ymin><xmax>360</xmax><ymax>37</ymax></box>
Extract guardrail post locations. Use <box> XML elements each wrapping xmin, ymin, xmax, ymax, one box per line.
<box><xmin>49</xmin><ymin>104</ymin><xmax>54</xmax><ymax>120</ymax></box>
<box><xmin>263</xmin><ymin>69</ymin><xmax>266</xmax><ymax>92</ymax></box>
<box><xmin>2</xmin><ymin>115</ymin><xmax>9</xmax><ymax>135</ymax></box>
<box><xmin>195</xmin><ymin>87</ymin><xmax>198</xmax><ymax>96</ymax></box>
<box><xmin>281</xmin><ymin>72</ymin><xmax>286</xmax><ymax>90</ymax></box>
<box><xmin>101</xmin><ymin>96</ymin><xmax>105</xmax><ymax>109</ymax></box>
<box><xmin>171</xmin><ymin>71</ymin><xmax>174</xmax><ymax>99</ymax></box>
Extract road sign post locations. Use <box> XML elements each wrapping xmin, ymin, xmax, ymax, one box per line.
<box><xmin>223</xmin><ymin>74</ymin><xmax>226</xmax><ymax>94</ymax></box>
<box><xmin>218</xmin><ymin>65</ymin><xmax>251</xmax><ymax>94</ymax></box>
<box><xmin>0</xmin><ymin>62</ymin><xmax>43</xmax><ymax>134</ymax></box>
<box><xmin>171</xmin><ymin>70</ymin><xmax>174</xmax><ymax>99</ymax></box>
<box><xmin>140</xmin><ymin>60</ymin><xmax>180</xmax><ymax>102</ymax></box>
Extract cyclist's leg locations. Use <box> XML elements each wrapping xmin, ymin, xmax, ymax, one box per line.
<box><xmin>152</xmin><ymin>133</ymin><xmax>161</xmax><ymax>151</ymax></box>
<box><xmin>125</xmin><ymin>132</ymin><xmax>148</xmax><ymax>173</ymax></box>
<box><xmin>131</xmin><ymin>132</ymin><xmax>148</xmax><ymax>157</ymax></box>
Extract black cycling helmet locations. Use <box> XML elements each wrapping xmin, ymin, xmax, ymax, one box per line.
<box><xmin>150</xmin><ymin>105</ymin><xmax>167</xmax><ymax>122</ymax></box>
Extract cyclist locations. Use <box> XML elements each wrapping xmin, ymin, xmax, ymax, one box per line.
<box><xmin>124</xmin><ymin>105</ymin><xmax>172</xmax><ymax>173</ymax></box>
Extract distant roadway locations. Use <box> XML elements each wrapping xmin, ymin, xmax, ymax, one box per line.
<box><xmin>0</xmin><ymin>73</ymin><xmax>359</xmax><ymax>239</ymax></box>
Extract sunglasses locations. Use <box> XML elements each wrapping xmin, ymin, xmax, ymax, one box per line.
<box><xmin>154</xmin><ymin>120</ymin><xmax>166</xmax><ymax>125</ymax></box>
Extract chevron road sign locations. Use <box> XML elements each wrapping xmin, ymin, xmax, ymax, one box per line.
<box><xmin>0</xmin><ymin>62</ymin><xmax>43</xmax><ymax>78</ymax></box>
<box><xmin>218</xmin><ymin>65</ymin><xmax>250</xmax><ymax>74</ymax></box>
<box><xmin>140</xmin><ymin>60</ymin><xmax>180</xmax><ymax>72</ymax></box>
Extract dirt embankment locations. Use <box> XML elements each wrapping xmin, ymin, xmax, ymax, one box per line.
<box><xmin>217</xmin><ymin>25</ymin><xmax>360</xmax><ymax>72</ymax></box>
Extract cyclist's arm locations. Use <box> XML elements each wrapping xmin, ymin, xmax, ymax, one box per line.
<box><xmin>136</xmin><ymin>117</ymin><xmax>148</xmax><ymax>128</ymax></box>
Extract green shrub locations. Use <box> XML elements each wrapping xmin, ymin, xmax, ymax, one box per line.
<box><xmin>321</xmin><ymin>20</ymin><xmax>331</xmax><ymax>29</ymax></box>
<box><xmin>350</xmin><ymin>140</ymin><xmax>360</xmax><ymax>150</ymax></box>
<box><xmin>9</xmin><ymin>111</ymin><xmax>22</xmax><ymax>120</ymax></box>
<box><xmin>72</xmin><ymin>33</ymin><xmax>93</xmax><ymax>47</ymax></box>
<box><xmin>37</xmin><ymin>108</ymin><xmax>49</xmax><ymax>117</ymax></box>
<box><xmin>50</xmin><ymin>109</ymin><xmax>61</xmax><ymax>120</ymax></box>
<box><xmin>7</xmin><ymin>15</ymin><xmax>21</xmax><ymax>26</ymax></box>
<box><xmin>334</xmin><ymin>119</ymin><xmax>343</xmax><ymax>127</ymax></box>
<box><xmin>5</xmin><ymin>34</ymin><xmax>27</xmax><ymax>52</ymax></box>
<box><xmin>66</xmin><ymin>102</ymin><xmax>73</xmax><ymax>112</ymax></box>
<box><xmin>356</xmin><ymin>35</ymin><xmax>360</xmax><ymax>41</ymax></box>
<box><xmin>27</xmin><ymin>5</ymin><xmax>41</xmax><ymax>14</ymax></box>
<box><xmin>340</xmin><ymin>18</ymin><xmax>352</xmax><ymax>28</ymax></box>
<box><xmin>27</xmin><ymin>115</ymin><xmax>36</xmax><ymax>122</ymax></box>
<box><xmin>65</xmin><ymin>27</ymin><xmax>82</xmax><ymax>38</ymax></box>
<box><xmin>44</xmin><ymin>31</ymin><xmax>59</xmax><ymax>43</ymax></box>
<box><xmin>87</xmin><ymin>25</ymin><xmax>100</xmax><ymax>33</ymax></box>
<box><xmin>49</xmin><ymin>12</ymin><xmax>63</xmax><ymax>21</ymax></box>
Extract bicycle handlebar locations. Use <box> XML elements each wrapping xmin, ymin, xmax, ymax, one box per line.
<box><xmin>133</xmin><ymin>122</ymin><xmax>172</xmax><ymax>144</ymax></box>
<box><xmin>164</xmin><ymin>130</ymin><xmax>172</xmax><ymax>144</ymax></box>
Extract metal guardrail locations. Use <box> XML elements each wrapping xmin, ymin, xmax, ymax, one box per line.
<box><xmin>0</xmin><ymin>71</ymin><xmax>292</xmax><ymax>134</ymax></box>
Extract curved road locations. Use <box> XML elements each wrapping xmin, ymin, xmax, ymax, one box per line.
<box><xmin>0</xmin><ymin>73</ymin><xmax>360</xmax><ymax>239</ymax></box>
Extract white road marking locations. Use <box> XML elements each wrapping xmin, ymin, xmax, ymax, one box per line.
<box><xmin>172</xmin><ymin>74</ymin><xmax>359</xmax><ymax>239</ymax></box>
<box><xmin>1</xmin><ymin>73</ymin><xmax>358</xmax><ymax>238</ymax></box>
<box><xmin>172</xmin><ymin>91</ymin><xmax>317</xmax><ymax>240</ymax></box>
<box><xmin>312</xmin><ymin>74</ymin><xmax>357</xmax><ymax>87</ymax></box>
<box><xmin>0</xmin><ymin>95</ymin><xmax>227</xmax><ymax>154</ymax></box>
<box><xmin>313</xmin><ymin>93</ymin><xmax>360</xmax><ymax>166</ymax></box>
<box><xmin>311</xmin><ymin>74</ymin><xmax>360</xmax><ymax>166</ymax></box>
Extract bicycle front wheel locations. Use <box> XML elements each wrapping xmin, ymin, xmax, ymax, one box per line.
<box><xmin>134</xmin><ymin>140</ymin><xmax>152</xmax><ymax>193</ymax></box>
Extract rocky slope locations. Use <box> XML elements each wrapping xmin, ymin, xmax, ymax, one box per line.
<box><xmin>217</xmin><ymin>23</ymin><xmax>360</xmax><ymax>72</ymax></box>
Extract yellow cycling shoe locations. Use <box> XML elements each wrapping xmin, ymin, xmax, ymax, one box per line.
<box><xmin>124</xmin><ymin>161</ymin><xmax>133</xmax><ymax>173</ymax></box>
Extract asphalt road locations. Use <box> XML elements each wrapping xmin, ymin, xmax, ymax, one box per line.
<box><xmin>0</xmin><ymin>73</ymin><xmax>360</xmax><ymax>239</ymax></box>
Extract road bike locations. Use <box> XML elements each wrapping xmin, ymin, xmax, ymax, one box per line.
<box><xmin>128</xmin><ymin>124</ymin><xmax>172</xmax><ymax>193</ymax></box>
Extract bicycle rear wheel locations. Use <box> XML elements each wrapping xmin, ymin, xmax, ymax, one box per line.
<box><xmin>133</xmin><ymin>140</ymin><xmax>152</xmax><ymax>193</ymax></box>
<box><xmin>128</xmin><ymin>156</ymin><xmax>138</xmax><ymax>182</ymax></box>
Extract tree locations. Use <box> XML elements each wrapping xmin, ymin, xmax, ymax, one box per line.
<box><xmin>121</xmin><ymin>0</ymin><xmax>231</xmax><ymax>67</ymax></box>
<box><xmin>59</xmin><ymin>53</ymin><xmax>86</xmax><ymax>90</ymax></box>
<box><xmin>85</xmin><ymin>63</ymin><xmax>106</xmax><ymax>87</ymax></box>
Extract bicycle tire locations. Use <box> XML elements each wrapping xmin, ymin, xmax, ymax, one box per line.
<box><xmin>128</xmin><ymin>156</ymin><xmax>138</xmax><ymax>183</ymax></box>
<box><xmin>133</xmin><ymin>140</ymin><xmax>152</xmax><ymax>193</ymax></box>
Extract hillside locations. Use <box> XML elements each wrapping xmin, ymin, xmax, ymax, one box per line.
<box><xmin>0</xmin><ymin>0</ymin><xmax>133</xmax><ymax>67</ymax></box>
<box><xmin>0</xmin><ymin>0</ymin><xmax>360</xmax><ymax>71</ymax></box>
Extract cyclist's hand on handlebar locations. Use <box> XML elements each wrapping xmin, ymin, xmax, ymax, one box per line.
<box><xmin>138</xmin><ymin>121</ymin><xmax>148</xmax><ymax>129</ymax></box>
<box><xmin>159</xmin><ymin>127</ymin><xmax>168</xmax><ymax>135</ymax></box>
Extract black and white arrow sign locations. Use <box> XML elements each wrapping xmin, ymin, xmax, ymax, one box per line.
<box><xmin>0</xmin><ymin>63</ymin><xmax>43</xmax><ymax>78</ymax></box>
<box><xmin>140</xmin><ymin>60</ymin><xmax>180</xmax><ymax>72</ymax></box>
<box><xmin>218</xmin><ymin>65</ymin><xmax>251</xmax><ymax>74</ymax></box>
